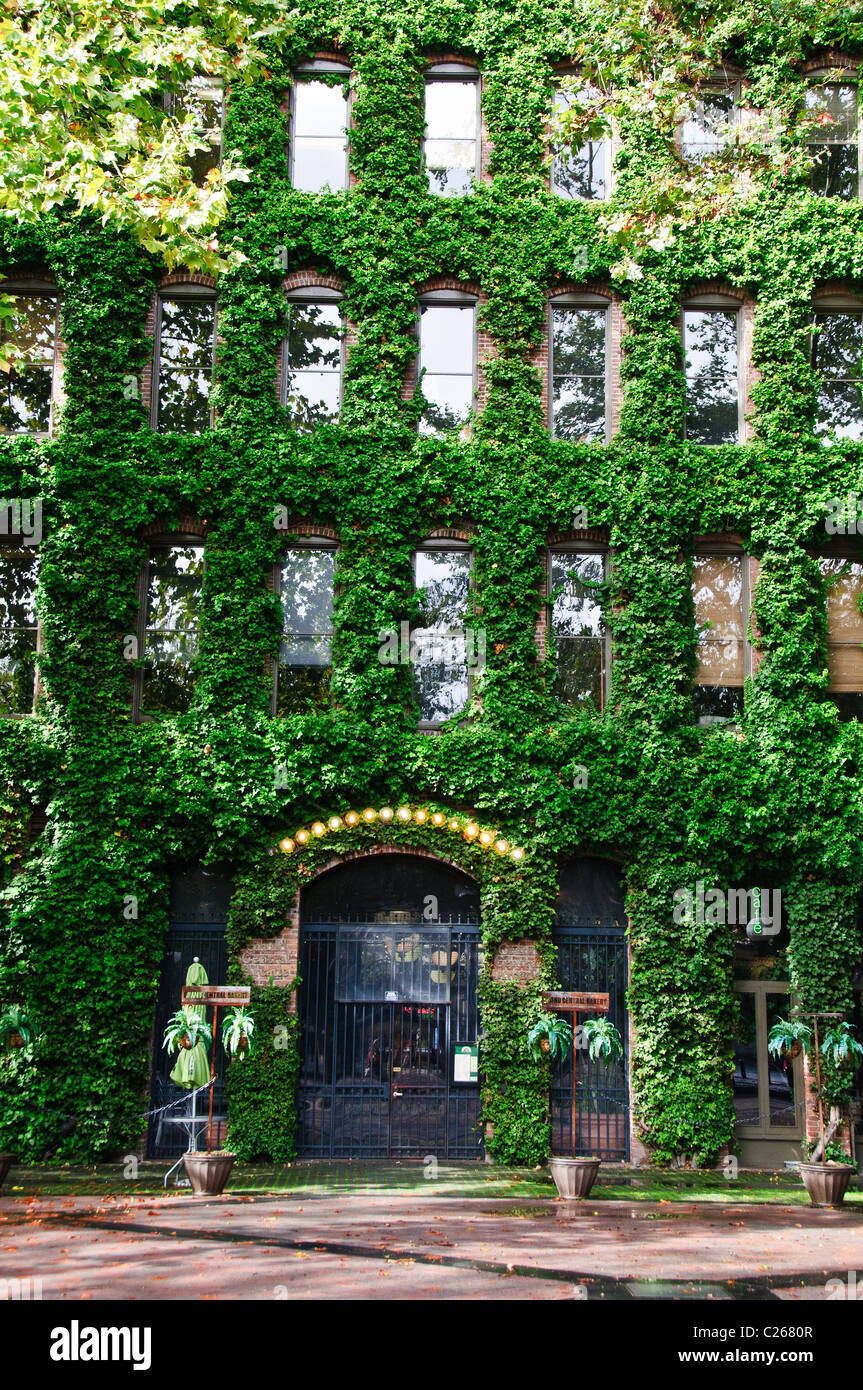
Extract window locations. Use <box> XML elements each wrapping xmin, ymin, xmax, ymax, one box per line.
<box><xmin>412</xmin><ymin>542</ymin><xmax>473</xmax><ymax>724</ymax></box>
<box><xmin>683</xmin><ymin>297</ymin><xmax>741</xmax><ymax>444</ymax></box>
<box><xmin>0</xmin><ymin>286</ymin><xmax>58</xmax><ymax>435</ymax></box>
<box><xmin>281</xmin><ymin>291</ymin><xmax>343</xmax><ymax>429</ymax></box>
<box><xmin>680</xmin><ymin>86</ymin><xmax>737</xmax><ymax>163</ymax></box>
<box><xmin>424</xmin><ymin>64</ymin><xmax>480</xmax><ymax>196</ymax></box>
<box><xmin>733</xmin><ymin>982</ymin><xmax>803</xmax><ymax>1139</ymax></box>
<box><xmin>549</xmin><ymin>297</ymin><xmax>608</xmax><ymax>441</ymax></box>
<box><xmin>550</xmin><ymin>84</ymin><xmax>606</xmax><ymax>199</ymax></box>
<box><xmin>289</xmin><ymin>61</ymin><xmax>350</xmax><ymax>192</ymax></box>
<box><xmin>804</xmin><ymin>80</ymin><xmax>859</xmax><ymax>199</ymax></box>
<box><xmin>811</xmin><ymin>301</ymin><xmax>863</xmax><ymax>440</ymax></box>
<box><xmin>135</xmin><ymin>538</ymin><xmax>204</xmax><ymax>718</ymax></box>
<box><xmin>418</xmin><ymin>292</ymin><xmax>475</xmax><ymax>434</ymax></box>
<box><xmin>0</xmin><ymin>546</ymin><xmax>38</xmax><ymax>716</ymax></box>
<box><xmin>692</xmin><ymin>548</ymin><xmax>747</xmax><ymax>723</ymax></box>
<box><xmin>165</xmin><ymin>76</ymin><xmax>224</xmax><ymax>186</ymax></box>
<box><xmin>153</xmin><ymin>287</ymin><xmax>216</xmax><ymax>434</ymax></box>
<box><xmin>548</xmin><ymin>548</ymin><xmax>607</xmax><ymax>709</ymax></box>
<box><xmin>275</xmin><ymin>543</ymin><xmax>335</xmax><ymax>715</ymax></box>
<box><xmin>821</xmin><ymin>555</ymin><xmax>863</xmax><ymax>720</ymax></box>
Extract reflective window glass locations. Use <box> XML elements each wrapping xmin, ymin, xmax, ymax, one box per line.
<box><xmin>805</xmin><ymin>83</ymin><xmax>859</xmax><ymax>199</ymax></box>
<box><xmin>0</xmin><ymin>547</ymin><xmax>38</xmax><ymax>715</ymax></box>
<box><xmin>820</xmin><ymin>557</ymin><xmax>863</xmax><ymax>704</ymax></box>
<box><xmin>413</xmin><ymin>548</ymin><xmax>471</xmax><ymax>722</ymax></box>
<box><xmin>141</xmin><ymin>543</ymin><xmax>204</xmax><ymax>715</ymax></box>
<box><xmin>284</xmin><ymin>301</ymin><xmax>342</xmax><ymax>430</ymax></box>
<box><xmin>683</xmin><ymin>308</ymin><xmax>739</xmax><ymax>444</ymax></box>
<box><xmin>291</xmin><ymin>79</ymin><xmax>349</xmax><ymax>192</ymax></box>
<box><xmin>418</xmin><ymin>303</ymin><xmax>474</xmax><ymax>434</ymax></box>
<box><xmin>424</xmin><ymin>79</ymin><xmax>478</xmax><ymax>196</ymax></box>
<box><xmin>277</xmin><ymin>547</ymin><xmax>335</xmax><ymax>715</ymax></box>
<box><xmin>551</xmin><ymin>86</ymin><xmax>606</xmax><ymax>199</ymax></box>
<box><xmin>692</xmin><ymin>552</ymin><xmax>744</xmax><ymax>722</ymax></box>
<box><xmin>811</xmin><ymin>311</ymin><xmax>863</xmax><ymax>440</ymax></box>
<box><xmin>0</xmin><ymin>295</ymin><xmax>56</xmax><ymax>434</ymax></box>
<box><xmin>550</xmin><ymin>551</ymin><xmax>605</xmax><ymax>708</ymax></box>
<box><xmin>167</xmin><ymin>76</ymin><xmax>224</xmax><ymax>186</ymax></box>
<box><xmin>551</xmin><ymin>306</ymin><xmax>607</xmax><ymax>440</ymax></box>
<box><xmin>156</xmin><ymin>298</ymin><xmax>215</xmax><ymax>434</ymax></box>
<box><xmin>681</xmin><ymin>89</ymin><xmax>736</xmax><ymax>162</ymax></box>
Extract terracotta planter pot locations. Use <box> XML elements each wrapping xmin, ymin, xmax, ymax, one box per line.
<box><xmin>799</xmin><ymin>1162</ymin><xmax>853</xmax><ymax>1209</ymax></box>
<box><xmin>7</xmin><ymin>1032</ymin><xmax>24</xmax><ymax>1048</ymax></box>
<box><xmin>539</xmin><ymin>1038</ymin><xmax>551</xmax><ymax>1054</ymax></box>
<box><xmin>182</xmin><ymin>1151</ymin><xmax>236</xmax><ymax>1197</ymax></box>
<box><xmin>0</xmin><ymin>1153</ymin><xmax>15</xmax><ymax>1190</ymax></box>
<box><xmin>549</xmin><ymin>1157</ymin><xmax>601</xmax><ymax>1200</ymax></box>
<box><xmin>178</xmin><ymin>1033</ymin><xmax>192</xmax><ymax>1050</ymax></box>
<box><xmin>785</xmin><ymin>1042</ymin><xmax>802</xmax><ymax>1060</ymax></box>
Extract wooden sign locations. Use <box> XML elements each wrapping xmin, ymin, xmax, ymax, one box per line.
<box><xmin>541</xmin><ymin>990</ymin><xmax>609</xmax><ymax>1013</ymax></box>
<box><xmin>181</xmin><ymin>985</ymin><xmax>251</xmax><ymax>1006</ymax></box>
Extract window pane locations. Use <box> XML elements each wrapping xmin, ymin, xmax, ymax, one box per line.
<box><xmin>813</xmin><ymin>311</ymin><xmax>863</xmax><ymax>378</ymax></box>
<box><xmin>765</xmin><ymin>991</ymin><xmax>797</xmax><ymax>1128</ymax></box>
<box><xmin>809</xmin><ymin>143</ymin><xmax>859</xmax><ymax>199</ymax></box>
<box><xmin>285</xmin><ymin>303</ymin><xmax>342</xmax><ymax>430</ymax></box>
<box><xmin>684</xmin><ymin>309</ymin><xmax>739</xmax><ymax>444</ymax></box>
<box><xmin>292</xmin><ymin>136</ymin><xmax>348</xmax><ymax>192</ymax></box>
<box><xmin>550</xmin><ymin>552</ymin><xmax>604</xmax><ymax>707</ymax></box>
<box><xmin>681</xmin><ymin>90</ymin><xmax>735</xmax><ymax>161</ymax></box>
<box><xmin>420</xmin><ymin>305</ymin><xmax>473</xmax><ymax>375</ymax></box>
<box><xmin>0</xmin><ymin>548</ymin><xmax>38</xmax><ymax>715</ymax></box>
<box><xmin>732</xmin><ymin>993</ymin><xmax>760</xmax><ymax>1126</ymax></box>
<box><xmin>552</xmin><ymin>308</ymin><xmax>605</xmax><ymax>375</ymax></box>
<box><xmin>693</xmin><ymin>553</ymin><xmax>743</xmax><ymax>719</ymax></box>
<box><xmin>293</xmin><ymin>80</ymin><xmax>348</xmax><ymax>138</ymax></box>
<box><xmin>552</xmin><ymin>377</ymin><xmax>606</xmax><ymax>441</ymax></box>
<box><xmin>170</xmin><ymin>76</ymin><xmax>223</xmax><ymax>185</ymax></box>
<box><xmin>0</xmin><ymin>296</ymin><xmax>55</xmax><ymax>434</ymax></box>
<box><xmin>157</xmin><ymin>299</ymin><xmax>214</xmax><ymax>434</ymax></box>
<box><xmin>413</xmin><ymin>549</ymin><xmax>471</xmax><ymax>722</ymax></box>
<box><xmin>805</xmin><ymin>83</ymin><xmax>857</xmax><ymax>143</ymax></box>
<box><xmin>817</xmin><ymin>380</ymin><xmax>863</xmax><ymax>439</ymax></box>
<box><xmin>551</xmin><ymin>87</ymin><xmax>606</xmax><ymax>200</ymax></box>
<box><xmin>419</xmin><ymin>375</ymin><xmax>473</xmax><ymax>433</ymax></box>
<box><xmin>806</xmin><ymin>85</ymin><xmax>858</xmax><ymax>199</ymax></box>
<box><xmin>142</xmin><ymin>544</ymin><xmax>204</xmax><ymax>715</ymax></box>
<box><xmin>425</xmin><ymin>80</ymin><xmax>477</xmax><ymax>195</ymax></box>
<box><xmin>278</xmin><ymin>548</ymin><xmax>334</xmax><ymax>715</ymax></box>
<box><xmin>822</xmin><ymin>557</ymin><xmax>863</xmax><ymax>691</ymax></box>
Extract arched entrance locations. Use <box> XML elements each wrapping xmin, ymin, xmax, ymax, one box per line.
<box><xmin>297</xmin><ymin>854</ymin><xmax>483</xmax><ymax>1158</ymax></box>
<box><xmin>551</xmin><ymin>857</ymin><xmax>629</xmax><ymax>1161</ymax></box>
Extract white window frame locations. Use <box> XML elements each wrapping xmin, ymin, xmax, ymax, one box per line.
<box><xmin>272</xmin><ymin>535</ymin><xmax>338</xmax><ymax>715</ymax></box>
<box><xmin>549</xmin><ymin>76</ymin><xmax>610</xmax><ymax>201</ymax></box>
<box><xmin>423</xmin><ymin>62</ymin><xmax>481</xmax><ymax>197</ymax></box>
<box><xmin>547</xmin><ymin>542</ymin><xmax>610</xmax><ymax>711</ymax></box>
<box><xmin>810</xmin><ymin>289</ymin><xmax>863</xmax><ymax>442</ymax></box>
<box><xmin>416</xmin><ymin>288</ymin><xmax>477</xmax><ymax>435</ymax></box>
<box><xmin>288</xmin><ymin>59</ymin><xmax>351</xmax><ymax>192</ymax></box>
<box><xmin>548</xmin><ymin>292</ymin><xmax>611</xmax><ymax>442</ymax></box>
<box><xmin>412</xmin><ymin>537</ymin><xmax>475</xmax><ymax>730</ymax></box>
<box><xmin>804</xmin><ymin>70</ymin><xmax>861</xmax><ymax>201</ymax></box>
<box><xmin>151</xmin><ymin>283</ymin><xmax>217</xmax><ymax>434</ymax></box>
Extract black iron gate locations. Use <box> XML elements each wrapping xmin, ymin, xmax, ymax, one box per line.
<box><xmin>147</xmin><ymin>866</ymin><xmax>230</xmax><ymax>1159</ymax></box>
<box><xmin>550</xmin><ymin>923</ymin><xmax>629</xmax><ymax>1161</ymax></box>
<box><xmin>298</xmin><ymin>915</ymin><xmax>483</xmax><ymax>1158</ymax></box>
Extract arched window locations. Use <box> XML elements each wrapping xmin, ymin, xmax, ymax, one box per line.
<box><xmin>289</xmin><ymin>59</ymin><xmax>351</xmax><ymax>192</ymax></box>
<box><xmin>281</xmin><ymin>286</ymin><xmax>344</xmax><ymax>429</ymax></box>
<box><xmin>549</xmin><ymin>292</ymin><xmax>610</xmax><ymax>441</ymax></box>
<box><xmin>811</xmin><ymin>290</ymin><xmax>863</xmax><ymax>441</ymax></box>
<box><xmin>423</xmin><ymin>62</ymin><xmax>480</xmax><ymax>196</ymax></box>
<box><xmin>274</xmin><ymin>538</ymin><xmax>336</xmax><ymax>715</ymax></box>
<box><xmin>0</xmin><ymin>279</ymin><xmax>60</xmax><ymax>435</ymax></box>
<box><xmin>152</xmin><ymin>285</ymin><xmax>216</xmax><ymax>434</ymax></box>
<box><xmin>133</xmin><ymin>532</ymin><xmax>205</xmax><ymax>719</ymax></box>
<box><xmin>417</xmin><ymin>289</ymin><xmax>476</xmax><ymax>434</ymax></box>
<box><xmin>412</xmin><ymin>537</ymin><xmax>474</xmax><ymax>726</ymax></box>
<box><xmin>682</xmin><ymin>292</ymin><xmax>743</xmax><ymax>444</ymax></box>
<box><xmin>550</xmin><ymin>79</ymin><xmax>607</xmax><ymax>200</ymax></box>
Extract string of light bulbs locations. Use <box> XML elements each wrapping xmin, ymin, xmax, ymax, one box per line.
<box><xmin>277</xmin><ymin>805</ymin><xmax>526</xmax><ymax>863</ymax></box>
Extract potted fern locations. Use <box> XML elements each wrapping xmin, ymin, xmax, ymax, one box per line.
<box><xmin>222</xmin><ymin>1006</ymin><xmax>255</xmax><ymax>1059</ymax></box>
<box><xmin>768</xmin><ymin>1015</ymin><xmax>863</xmax><ymax>1208</ymax></box>
<box><xmin>527</xmin><ymin>1011</ymin><xmax>573</xmax><ymax>1061</ymax></box>
<box><xmin>0</xmin><ymin>1004</ymin><xmax>35</xmax><ymax>1049</ymax></box>
<box><xmin>162</xmin><ymin>1006</ymin><xmax>212</xmax><ymax>1055</ymax></box>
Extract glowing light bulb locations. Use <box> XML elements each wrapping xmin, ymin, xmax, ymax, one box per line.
<box><xmin>495</xmin><ymin>839</ymin><xmax>509</xmax><ymax>855</ymax></box>
<box><xmin>311</xmin><ymin>821</ymin><xmax>326</xmax><ymax>837</ymax></box>
<box><xmin>449</xmin><ymin>818</ymin><xmax>461</xmax><ymax>832</ymax></box>
<box><xmin>397</xmin><ymin>806</ymin><xmax>411</xmax><ymax>822</ymax></box>
<box><xmin>362</xmin><ymin>808</ymin><xmax>377</xmax><ymax>822</ymax></box>
<box><xmin>296</xmin><ymin>829</ymin><xmax>310</xmax><ymax>844</ymax></box>
<box><xmin>413</xmin><ymin>809</ymin><xmax>428</xmax><ymax>824</ymax></box>
<box><xmin>510</xmin><ymin>847</ymin><xmax>524</xmax><ymax>862</ymax></box>
<box><xmin>345</xmin><ymin>811</ymin><xmax>359</xmax><ymax>826</ymax></box>
<box><xmin>464</xmin><ymin>823</ymin><xmax>479</xmax><ymax>839</ymax></box>
<box><xmin>431</xmin><ymin>812</ymin><xmax>446</xmax><ymax>827</ymax></box>
<box><xmin>479</xmin><ymin>830</ymin><xmax>494</xmax><ymax>846</ymax></box>
<box><xmin>328</xmin><ymin>816</ymin><xmax>343</xmax><ymax>831</ymax></box>
<box><xmin>279</xmin><ymin>838</ymin><xmax>295</xmax><ymax>854</ymax></box>
<box><xmin>379</xmin><ymin>807</ymin><xmax>394</xmax><ymax>822</ymax></box>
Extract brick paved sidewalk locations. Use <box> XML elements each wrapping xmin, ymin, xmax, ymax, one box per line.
<box><xmin>2</xmin><ymin>1172</ymin><xmax>862</xmax><ymax>1300</ymax></box>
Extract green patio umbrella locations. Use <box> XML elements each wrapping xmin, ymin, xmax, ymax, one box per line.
<box><xmin>169</xmin><ymin>957</ymin><xmax>211</xmax><ymax>1090</ymax></box>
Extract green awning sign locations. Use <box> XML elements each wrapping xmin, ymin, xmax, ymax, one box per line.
<box><xmin>453</xmin><ymin>1043</ymin><xmax>478</xmax><ymax>1083</ymax></box>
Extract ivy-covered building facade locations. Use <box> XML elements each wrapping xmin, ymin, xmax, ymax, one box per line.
<box><xmin>2</xmin><ymin>1</ymin><xmax>863</xmax><ymax>1171</ymax></box>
